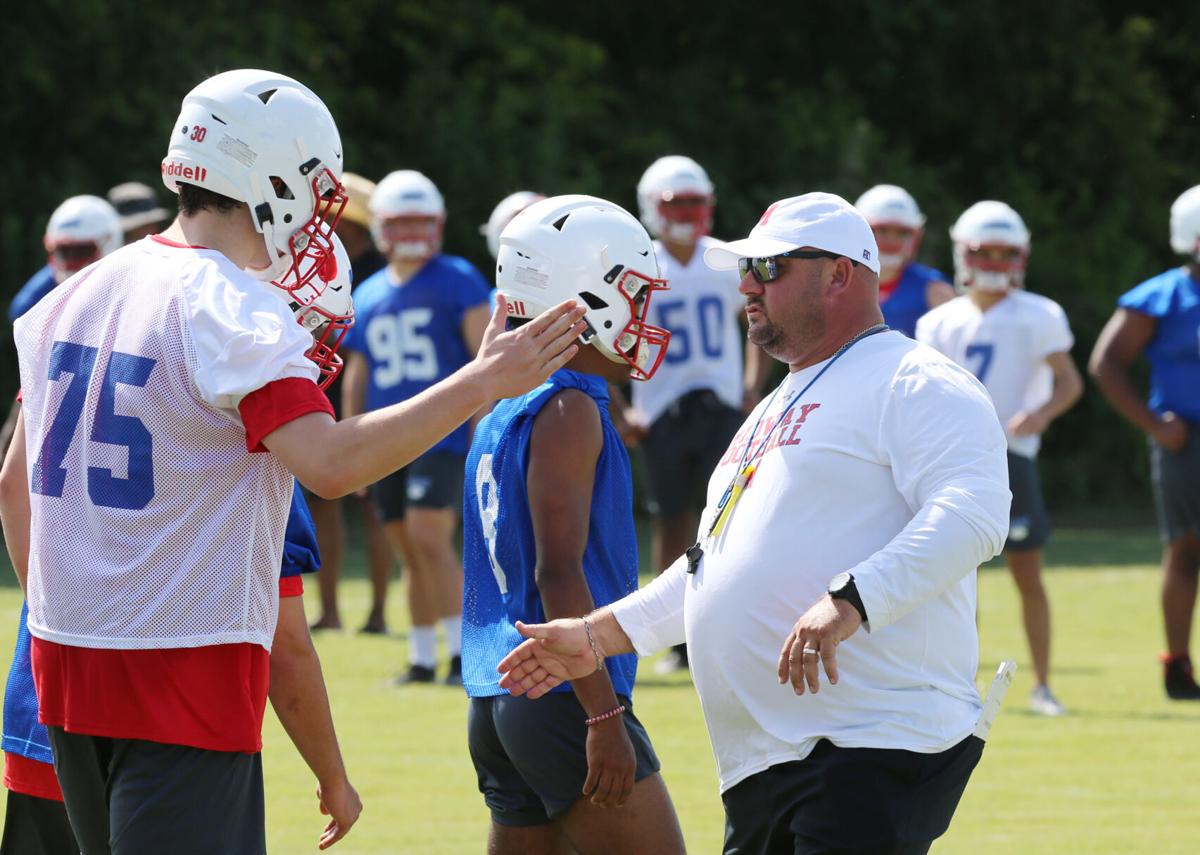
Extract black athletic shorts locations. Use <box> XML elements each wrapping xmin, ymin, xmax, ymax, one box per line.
<box><xmin>1004</xmin><ymin>452</ymin><xmax>1050</xmax><ymax>552</ymax></box>
<box><xmin>721</xmin><ymin>735</ymin><xmax>985</xmax><ymax>855</ymax></box>
<box><xmin>47</xmin><ymin>727</ymin><xmax>265</xmax><ymax>855</ymax></box>
<box><xmin>370</xmin><ymin>450</ymin><xmax>465</xmax><ymax>521</ymax></box>
<box><xmin>642</xmin><ymin>389</ymin><xmax>744</xmax><ymax>518</ymax></box>
<box><xmin>0</xmin><ymin>790</ymin><xmax>78</xmax><ymax>855</ymax></box>
<box><xmin>468</xmin><ymin>693</ymin><xmax>661</xmax><ymax>826</ymax></box>
<box><xmin>1150</xmin><ymin>426</ymin><xmax>1200</xmax><ymax>544</ymax></box>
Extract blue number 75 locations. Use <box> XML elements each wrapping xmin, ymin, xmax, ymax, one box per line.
<box><xmin>31</xmin><ymin>341</ymin><xmax>157</xmax><ymax>510</ymax></box>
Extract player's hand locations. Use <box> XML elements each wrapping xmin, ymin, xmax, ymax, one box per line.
<box><xmin>583</xmin><ymin>717</ymin><xmax>636</xmax><ymax>808</ymax></box>
<box><xmin>1151</xmin><ymin>411</ymin><xmax>1188</xmax><ymax>454</ymax></box>
<box><xmin>497</xmin><ymin>619</ymin><xmax>595</xmax><ymax>698</ymax></box>
<box><xmin>474</xmin><ymin>296</ymin><xmax>587</xmax><ymax>400</ymax></box>
<box><xmin>1007</xmin><ymin>410</ymin><xmax>1048</xmax><ymax>437</ymax></box>
<box><xmin>777</xmin><ymin>596</ymin><xmax>862</xmax><ymax>696</ymax></box>
<box><xmin>316</xmin><ymin>777</ymin><xmax>362</xmax><ymax>850</ymax></box>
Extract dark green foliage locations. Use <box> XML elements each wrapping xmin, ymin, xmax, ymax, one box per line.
<box><xmin>5</xmin><ymin>1</ymin><xmax>1197</xmax><ymax>507</ymax></box>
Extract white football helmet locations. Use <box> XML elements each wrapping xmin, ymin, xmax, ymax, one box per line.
<box><xmin>636</xmin><ymin>155</ymin><xmax>714</xmax><ymax>244</ymax></box>
<box><xmin>1169</xmin><ymin>185</ymin><xmax>1200</xmax><ymax>260</ymax></box>
<box><xmin>369</xmin><ymin>170</ymin><xmax>445</xmax><ymax>262</ymax></box>
<box><xmin>497</xmin><ymin>195</ymin><xmax>671</xmax><ymax>381</ymax></box>
<box><xmin>161</xmin><ymin>68</ymin><xmax>347</xmax><ymax>300</ymax></box>
<box><xmin>480</xmin><ymin>191</ymin><xmax>545</xmax><ymax>259</ymax></box>
<box><xmin>275</xmin><ymin>233</ymin><xmax>354</xmax><ymax>390</ymax></box>
<box><xmin>43</xmin><ymin>195</ymin><xmax>123</xmax><ymax>283</ymax></box>
<box><xmin>855</xmin><ymin>185</ymin><xmax>926</xmax><ymax>273</ymax></box>
<box><xmin>950</xmin><ymin>201</ymin><xmax>1031</xmax><ymax>292</ymax></box>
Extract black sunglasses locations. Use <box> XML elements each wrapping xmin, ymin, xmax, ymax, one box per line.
<box><xmin>738</xmin><ymin>249</ymin><xmax>859</xmax><ymax>283</ymax></box>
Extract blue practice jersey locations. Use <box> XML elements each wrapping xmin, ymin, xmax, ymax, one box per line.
<box><xmin>461</xmin><ymin>369</ymin><xmax>640</xmax><ymax>698</ymax></box>
<box><xmin>343</xmin><ymin>255</ymin><xmax>490</xmax><ymax>455</ymax></box>
<box><xmin>1</xmin><ymin>482</ymin><xmax>319</xmax><ymax>768</ymax></box>
<box><xmin>1118</xmin><ymin>268</ymin><xmax>1200</xmax><ymax>423</ymax></box>
<box><xmin>880</xmin><ymin>263</ymin><xmax>948</xmax><ymax>338</ymax></box>
<box><xmin>8</xmin><ymin>265</ymin><xmax>56</xmax><ymax>323</ymax></box>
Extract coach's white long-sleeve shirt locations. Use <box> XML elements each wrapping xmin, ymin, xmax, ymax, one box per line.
<box><xmin>611</xmin><ymin>331</ymin><xmax>1011</xmax><ymax>793</ymax></box>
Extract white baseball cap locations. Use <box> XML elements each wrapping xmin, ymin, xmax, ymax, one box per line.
<box><xmin>705</xmin><ymin>192</ymin><xmax>880</xmax><ymax>275</ymax></box>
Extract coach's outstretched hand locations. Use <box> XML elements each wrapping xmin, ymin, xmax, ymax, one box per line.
<box><xmin>497</xmin><ymin>619</ymin><xmax>596</xmax><ymax>698</ymax></box>
<box><xmin>317</xmin><ymin>777</ymin><xmax>362</xmax><ymax>850</ymax></box>
<box><xmin>473</xmin><ymin>296</ymin><xmax>586</xmax><ymax>400</ymax></box>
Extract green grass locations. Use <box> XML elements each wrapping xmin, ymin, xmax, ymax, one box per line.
<box><xmin>2</xmin><ymin>523</ymin><xmax>1199</xmax><ymax>853</ymax></box>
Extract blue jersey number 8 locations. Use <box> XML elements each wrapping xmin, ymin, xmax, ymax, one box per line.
<box><xmin>31</xmin><ymin>341</ymin><xmax>157</xmax><ymax>510</ymax></box>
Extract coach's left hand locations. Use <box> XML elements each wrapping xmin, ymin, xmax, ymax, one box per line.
<box><xmin>777</xmin><ymin>596</ymin><xmax>863</xmax><ymax>696</ymax></box>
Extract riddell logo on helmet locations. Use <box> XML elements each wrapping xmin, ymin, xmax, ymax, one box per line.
<box><xmin>505</xmin><ymin>299</ymin><xmax>527</xmax><ymax>316</ymax></box>
<box><xmin>161</xmin><ymin>161</ymin><xmax>207</xmax><ymax>183</ymax></box>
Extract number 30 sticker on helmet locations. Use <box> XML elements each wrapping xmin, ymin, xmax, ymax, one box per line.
<box><xmin>496</xmin><ymin>195</ymin><xmax>672</xmax><ymax>381</ymax></box>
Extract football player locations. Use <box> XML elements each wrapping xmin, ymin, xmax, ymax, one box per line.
<box><xmin>623</xmin><ymin>156</ymin><xmax>768</xmax><ymax>674</ymax></box>
<box><xmin>341</xmin><ymin>170</ymin><xmax>492</xmax><ymax>685</ymax></box>
<box><xmin>916</xmin><ymin>201</ymin><xmax>1082</xmax><ymax>716</ymax></box>
<box><xmin>854</xmin><ymin>184</ymin><xmax>955</xmax><ymax>337</ymax></box>
<box><xmin>0</xmin><ymin>68</ymin><xmax>582</xmax><ymax>853</ymax></box>
<box><xmin>7</xmin><ymin>195</ymin><xmax>122</xmax><ymax>324</ymax></box>
<box><xmin>462</xmin><ymin>195</ymin><xmax>685</xmax><ymax>854</ymax></box>
<box><xmin>1089</xmin><ymin>185</ymin><xmax>1200</xmax><ymax>700</ymax></box>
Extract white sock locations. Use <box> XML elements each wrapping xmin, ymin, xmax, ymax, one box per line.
<box><xmin>411</xmin><ymin>625</ymin><xmax>437</xmax><ymax>668</ymax></box>
<box><xmin>441</xmin><ymin>615</ymin><xmax>463</xmax><ymax>657</ymax></box>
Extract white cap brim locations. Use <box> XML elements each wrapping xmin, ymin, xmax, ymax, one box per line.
<box><xmin>704</xmin><ymin>236</ymin><xmax>801</xmax><ymax>270</ymax></box>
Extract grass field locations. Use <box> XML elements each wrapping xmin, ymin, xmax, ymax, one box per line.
<box><xmin>2</xmin><ymin>521</ymin><xmax>1199</xmax><ymax>853</ymax></box>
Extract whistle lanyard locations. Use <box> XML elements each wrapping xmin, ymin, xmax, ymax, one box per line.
<box><xmin>697</xmin><ymin>323</ymin><xmax>890</xmax><ymax>554</ymax></box>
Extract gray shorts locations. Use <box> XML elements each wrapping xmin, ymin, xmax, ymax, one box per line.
<box><xmin>1151</xmin><ymin>427</ymin><xmax>1200</xmax><ymax>543</ymax></box>
<box><xmin>467</xmin><ymin>693</ymin><xmax>661</xmax><ymax>826</ymax></box>
<box><xmin>370</xmin><ymin>450</ymin><xmax>465</xmax><ymax>521</ymax></box>
<box><xmin>1005</xmin><ymin>452</ymin><xmax>1050</xmax><ymax>552</ymax></box>
<box><xmin>47</xmin><ymin>727</ymin><xmax>265</xmax><ymax>855</ymax></box>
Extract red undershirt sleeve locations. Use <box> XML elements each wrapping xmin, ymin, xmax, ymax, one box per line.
<box><xmin>278</xmin><ymin>575</ymin><xmax>304</xmax><ymax>598</ymax></box>
<box><xmin>238</xmin><ymin>377</ymin><xmax>334</xmax><ymax>453</ymax></box>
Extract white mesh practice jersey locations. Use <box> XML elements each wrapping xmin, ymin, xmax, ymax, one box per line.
<box><xmin>631</xmin><ymin>236</ymin><xmax>745</xmax><ymax>425</ymax></box>
<box><xmin>915</xmin><ymin>290</ymin><xmax>1074</xmax><ymax>458</ymax></box>
<box><xmin>14</xmin><ymin>237</ymin><xmax>320</xmax><ymax>651</ymax></box>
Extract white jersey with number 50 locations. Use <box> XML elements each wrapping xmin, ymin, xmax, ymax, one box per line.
<box><xmin>915</xmin><ymin>290</ymin><xmax>1073</xmax><ymax>458</ymax></box>
<box><xmin>631</xmin><ymin>236</ymin><xmax>744</xmax><ymax>425</ymax></box>
<box><xmin>14</xmin><ymin>237</ymin><xmax>320</xmax><ymax>651</ymax></box>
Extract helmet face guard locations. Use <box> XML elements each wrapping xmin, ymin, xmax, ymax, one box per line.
<box><xmin>295</xmin><ymin>300</ymin><xmax>354</xmax><ymax>390</ymax></box>
<box><xmin>655</xmin><ymin>193</ymin><xmax>713</xmax><ymax>245</ymax></box>
<box><xmin>600</xmin><ymin>269</ymin><xmax>671</xmax><ymax>381</ymax></box>
<box><xmin>270</xmin><ymin>167</ymin><xmax>347</xmax><ymax>303</ymax></box>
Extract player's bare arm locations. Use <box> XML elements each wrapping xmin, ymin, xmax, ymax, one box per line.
<box><xmin>777</xmin><ymin>595</ymin><xmax>863</xmax><ymax>695</ymax></box>
<box><xmin>0</xmin><ymin>408</ymin><xmax>30</xmax><ymax>592</ymax></box>
<box><xmin>265</xmin><ymin>297</ymin><xmax>585</xmax><ymax>497</ymax></box>
<box><xmin>1008</xmin><ymin>350</ymin><xmax>1084</xmax><ymax>436</ymax></box>
<box><xmin>269</xmin><ymin>595</ymin><xmax>362</xmax><ymax>849</ymax></box>
<box><xmin>528</xmin><ymin>389</ymin><xmax>636</xmax><ymax>808</ymax></box>
<box><xmin>1089</xmin><ymin>308</ymin><xmax>1187</xmax><ymax>452</ymax></box>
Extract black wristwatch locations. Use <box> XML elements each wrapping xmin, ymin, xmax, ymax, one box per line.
<box><xmin>827</xmin><ymin>572</ymin><xmax>868</xmax><ymax>623</ymax></box>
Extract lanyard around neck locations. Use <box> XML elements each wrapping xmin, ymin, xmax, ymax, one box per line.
<box><xmin>704</xmin><ymin>323</ymin><xmax>889</xmax><ymax>542</ymax></box>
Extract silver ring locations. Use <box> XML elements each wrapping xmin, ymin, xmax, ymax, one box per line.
<box><xmin>801</xmin><ymin>646</ymin><xmax>819</xmax><ymax>656</ymax></box>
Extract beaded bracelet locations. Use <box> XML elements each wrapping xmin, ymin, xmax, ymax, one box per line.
<box><xmin>585</xmin><ymin>705</ymin><xmax>627</xmax><ymax>727</ymax></box>
<box><xmin>582</xmin><ymin>616</ymin><xmax>605</xmax><ymax>673</ymax></box>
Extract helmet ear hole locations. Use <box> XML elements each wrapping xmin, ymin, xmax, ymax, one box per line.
<box><xmin>578</xmin><ymin>291</ymin><xmax>609</xmax><ymax>311</ymax></box>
